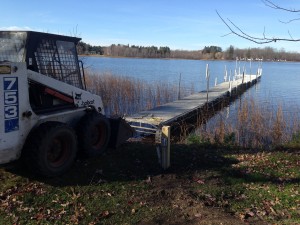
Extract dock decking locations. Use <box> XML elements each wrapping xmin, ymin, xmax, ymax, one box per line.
<box><xmin>125</xmin><ymin>73</ymin><xmax>262</xmax><ymax>135</ymax></box>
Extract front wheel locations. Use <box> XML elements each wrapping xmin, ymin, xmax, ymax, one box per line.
<box><xmin>77</xmin><ymin>112</ymin><xmax>111</xmax><ymax>157</ymax></box>
<box><xmin>22</xmin><ymin>122</ymin><xmax>77</xmax><ymax>177</ymax></box>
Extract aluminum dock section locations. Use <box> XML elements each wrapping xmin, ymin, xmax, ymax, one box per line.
<box><xmin>125</xmin><ymin>73</ymin><xmax>261</xmax><ymax>135</ymax></box>
<box><xmin>125</xmin><ymin>68</ymin><xmax>262</xmax><ymax>169</ymax></box>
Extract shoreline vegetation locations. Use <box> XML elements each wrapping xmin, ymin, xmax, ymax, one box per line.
<box><xmin>85</xmin><ymin>71</ymin><xmax>185</xmax><ymax>116</ymax></box>
<box><xmin>80</xmin><ymin>54</ymin><xmax>296</xmax><ymax>64</ymax></box>
<box><xmin>86</xmin><ymin>71</ymin><xmax>300</xmax><ymax>149</ymax></box>
<box><xmin>77</xmin><ymin>41</ymin><xmax>300</xmax><ymax>62</ymax></box>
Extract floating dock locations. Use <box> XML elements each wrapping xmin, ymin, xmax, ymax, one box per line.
<box><xmin>126</xmin><ymin>72</ymin><xmax>262</xmax><ymax>135</ymax></box>
<box><xmin>125</xmin><ymin>67</ymin><xmax>262</xmax><ymax>169</ymax></box>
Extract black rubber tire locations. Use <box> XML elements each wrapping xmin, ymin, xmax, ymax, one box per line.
<box><xmin>77</xmin><ymin>112</ymin><xmax>111</xmax><ymax>157</ymax></box>
<box><xmin>22</xmin><ymin>122</ymin><xmax>77</xmax><ymax>177</ymax></box>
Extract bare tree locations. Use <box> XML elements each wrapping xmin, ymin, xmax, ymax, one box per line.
<box><xmin>217</xmin><ymin>0</ymin><xmax>300</xmax><ymax>44</ymax></box>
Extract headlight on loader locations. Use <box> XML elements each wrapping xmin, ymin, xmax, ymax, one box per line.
<box><xmin>0</xmin><ymin>65</ymin><xmax>11</xmax><ymax>74</ymax></box>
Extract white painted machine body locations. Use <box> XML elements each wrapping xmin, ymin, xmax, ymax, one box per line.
<box><xmin>0</xmin><ymin>61</ymin><xmax>104</xmax><ymax>164</ymax></box>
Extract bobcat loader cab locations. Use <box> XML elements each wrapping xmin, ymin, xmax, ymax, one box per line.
<box><xmin>0</xmin><ymin>31</ymin><xmax>131</xmax><ymax>176</ymax></box>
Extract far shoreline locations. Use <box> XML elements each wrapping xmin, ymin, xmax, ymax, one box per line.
<box><xmin>79</xmin><ymin>54</ymin><xmax>298</xmax><ymax>63</ymax></box>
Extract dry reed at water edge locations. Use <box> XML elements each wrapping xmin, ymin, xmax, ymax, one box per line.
<box><xmin>195</xmin><ymin>99</ymin><xmax>300</xmax><ymax>148</ymax></box>
<box><xmin>85</xmin><ymin>71</ymin><xmax>185</xmax><ymax>116</ymax></box>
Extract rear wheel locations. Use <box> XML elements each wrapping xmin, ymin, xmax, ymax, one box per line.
<box><xmin>22</xmin><ymin>122</ymin><xmax>77</xmax><ymax>177</ymax></box>
<box><xmin>77</xmin><ymin>112</ymin><xmax>111</xmax><ymax>157</ymax></box>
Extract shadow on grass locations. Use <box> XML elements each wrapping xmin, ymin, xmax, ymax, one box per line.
<box><xmin>5</xmin><ymin>142</ymin><xmax>298</xmax><ymax>188</ymax></box>
<box><xmin>226</xmin><ymin>167</ymin><xmax>300</xmax><ymax>185</ymax></box>
<box><xmin>218</xmin><ymin>147</ymin><xmax>300</xmax><ymax>186</ymax></box>
<box><xmin>4</xmin><ymin>142</ymin><xmax>239</xmax><ymax>187</ymax></box>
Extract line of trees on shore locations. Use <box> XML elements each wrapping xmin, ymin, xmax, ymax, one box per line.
<box><xmin>77</xmin><ymin>41</ymin><xmax>300</xmax><ymax>61</ymax></box>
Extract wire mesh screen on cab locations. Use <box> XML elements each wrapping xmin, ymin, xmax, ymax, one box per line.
<box><xmin>34</xmin><ymin>39</ymin><xmax>83</xmax><ymax>89</ymax></box>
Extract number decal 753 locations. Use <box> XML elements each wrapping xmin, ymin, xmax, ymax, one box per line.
<box><xmin>3</xmin><ymin>77</ymin><xmax>19</xmax><ymax>133</ymax></box>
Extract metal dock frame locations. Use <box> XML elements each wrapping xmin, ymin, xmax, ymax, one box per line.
<box><xmin>128</xmin><ymin>120</ymin><xmax>171</xmax><ymax>170</ymax></box>
<box><xmin>125</xmin><ymin>69</ymin><xmax>262</xmax><ymax>170</ymax></box>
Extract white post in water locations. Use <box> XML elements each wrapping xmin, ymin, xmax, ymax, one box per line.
<box><xmin>178</xmin><ymin>73</ymin><xmax>182</xmax><ymax>100</ymax></box>
<box><xmin>206</xmin><ymin>64</ymin><xmax>210</xmax><ymax>105</ymax></box>
<box><xmin>215</xmin><ymin>77</ymin><xmax>217</xmax><ymax>86</ymax></box>
<box><xmin>235</xmin><ymin>58</ymin><xmax>238</xmax><ymax>79</ymax></box>
<box><xmin>224</xmin><ymin>65</ymin><xmax>227</xmax><ymax>82</ymax></box>
<box><xmin>250</xmin><ymin>59</ymin><xmax>252</xmax><ymax>81</ymax></box>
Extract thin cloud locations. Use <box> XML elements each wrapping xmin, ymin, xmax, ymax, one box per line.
<box><xmin>0</xmin><ymin>26</ymin><xmax>34</xmax><ymax>31</ymax></box>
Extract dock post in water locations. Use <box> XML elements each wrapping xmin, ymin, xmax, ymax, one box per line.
<box><xmin>250</xmin><ymin>59</ymin><xmax>252</xmax><ymax>81</ymax></box>
<box><xmin>206</xmin><ymin>64</ymin><xmax>210</xmax><ymax>106</ymax></box>
<box><xmin>178</xmin><ymin>73</ymin><xmax>182</xmax><ymax>100</ymax></box>
<box><xmin>229</xmin><ymin>77</ymin><xmax>232</xmax><ymax>95</ymax></box>
<box><xmin>224</xmin><ymin>65</ymin><xmax>227</xmax><ymax>82</ymax></box>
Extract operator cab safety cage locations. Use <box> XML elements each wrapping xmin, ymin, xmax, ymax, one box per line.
<box><xmin>0</xmin><ymin>31</ymin><xmax>85</xmax><ymax>89</ymax></box>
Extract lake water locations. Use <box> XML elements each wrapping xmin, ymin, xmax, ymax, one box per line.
<box><xmin>81</xmin><ymin>56</ymin><xmax>300</xmax><ymax>115</ymax></box>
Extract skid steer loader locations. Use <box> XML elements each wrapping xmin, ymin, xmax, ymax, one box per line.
<box><xmin>0</xmin><ymin>31</ymin><xmax>133</xmax><ymax>176</ymax></box>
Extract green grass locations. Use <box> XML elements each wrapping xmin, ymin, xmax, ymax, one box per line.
<box><xmin>0</xmin><ymin>143</ymin><xmax>299</xmax><ymax>224</ymax></box>
<box><xmin>195</xmin><ymin>149</ymin><xmax>300</xmax><ymax>224</ymax></box>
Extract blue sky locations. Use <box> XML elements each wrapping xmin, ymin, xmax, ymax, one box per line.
<box><xmin>2</xmin><ymin>0</ymin><xmax>300</xmax><ymax>51</ymax></box>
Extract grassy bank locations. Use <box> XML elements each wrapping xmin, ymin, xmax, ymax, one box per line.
<box><xmin>0</xmin><ymin>142</ymin><xmax>299</xmax><ymax>224</ymax></box>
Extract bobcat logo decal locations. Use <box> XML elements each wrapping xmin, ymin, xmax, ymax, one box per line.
<box><xmin>75</xmin><ymin>93</ymin><xmax>82</xmax><ymax>100</ymax></box>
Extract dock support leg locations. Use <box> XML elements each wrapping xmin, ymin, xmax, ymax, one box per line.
<box><xmin>155</xmin><ymin>126</ymin><xmax>171</xmax><ymax>170</ymax></box>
